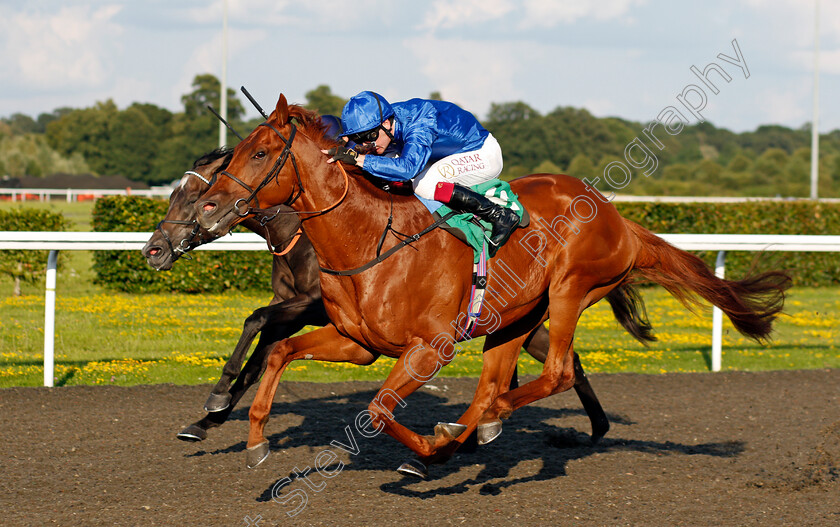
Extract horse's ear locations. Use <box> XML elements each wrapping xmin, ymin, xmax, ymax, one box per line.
<box><xmin>275</xmin><ymin>94</ymin><xmax>289</xmax><ymax>124</ymax></box>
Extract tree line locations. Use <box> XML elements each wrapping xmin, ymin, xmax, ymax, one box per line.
<box><xmin>2</xmin><ymin>74</ymin><xmax>838</xmax><ymax>197</ymax></box>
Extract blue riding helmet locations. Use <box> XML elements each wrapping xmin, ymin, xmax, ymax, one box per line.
<box><xmin>340</xmin><ymin>91</ymin><xmax>395</xmax><ymax>137</ymax></box>
<box><xmin>320</xmin><ymin>114</ymin><xmax>357</xmax><ymax>149</ymax></box>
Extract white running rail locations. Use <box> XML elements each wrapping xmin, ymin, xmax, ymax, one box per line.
<box><xmin>0</xmin><ymin>188</ymin><xmax>172</xmax><ymax>202</ymax></box>
<box><xmin>1</xmin><ymin>232</ymin><xmax>839</xmax><ymax>385</ymax></box>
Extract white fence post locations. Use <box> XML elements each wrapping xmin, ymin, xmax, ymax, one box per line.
<box><xmin>44</xmin><ymin>250</ymin><xmax>58</xmax><ymax>387</ymax></box>
<box><xmin>711</xmin><ymin>250</ymin><xmax>726</xmax><ymax>372</ymax></box>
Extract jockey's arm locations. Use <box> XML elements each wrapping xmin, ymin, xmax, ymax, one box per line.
<box><xmin>362</xmin><ymin>125</ymin><xmax>436</xmax><ymax>182</ymax></box>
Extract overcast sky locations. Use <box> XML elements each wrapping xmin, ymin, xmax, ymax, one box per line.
<box><xmin>1</xmin><ymin>0</ymin><xmax>838</xmax><ymax>133</ymax></box>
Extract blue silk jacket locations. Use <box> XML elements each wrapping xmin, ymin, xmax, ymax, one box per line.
<box><xmin>362</xmin><ymin>99</ymin><xmax>489</xmax><ymax>182</ymax></box>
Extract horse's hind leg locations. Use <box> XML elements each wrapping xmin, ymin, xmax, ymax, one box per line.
<box><xmin>523</xmin><ymin>324</ymin><xmax>609</xmax><ymax>443</ymax></box>
<box><xmin>457</xmin><ymin>330</ymin><xmax>534</xmax><ymax>454</ymax></box>
<box><xmin>571</xmin><ymin>350</ymin><xmax>609</xmax><ymax>443</ymax></box>
<box><xmin>412</xmin><ymin>332</ymin><xmax>527</xmax><ymax>470</ymax></box>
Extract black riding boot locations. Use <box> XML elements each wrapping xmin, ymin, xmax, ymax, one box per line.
<box><xmin>447</xmin><ymin>185</ymin><xmax>521</xmax><ymax>254</ymax></box>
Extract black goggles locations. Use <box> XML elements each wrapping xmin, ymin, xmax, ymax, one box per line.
<box><xmin>347</xmin><ymin>127</ymin><xmax>380</xmax><ymax>145</ymax></box>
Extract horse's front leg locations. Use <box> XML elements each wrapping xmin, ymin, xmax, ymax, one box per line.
<box><xmin>246</xmin><ymin>325</ymin><xmax>376</xmax><ymax>468</ymax></box>
<box><xmin>205</xmin><ymin>293</ymin><xmax>326</xmax><ymax>412</ymax></box>
<box><xmin>178</xmin><ymin>299</ymin><xmax>329</xmax><ymax>442</ymax></box>
<box><xmin>178</xmin><ymin>318</ymin><xmax>302</xmax><ymax>441</ymax></box>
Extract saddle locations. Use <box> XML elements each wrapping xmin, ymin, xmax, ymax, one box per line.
<box><xmin>363</xmin><ymin>173</ymin><xmax>529</xmax><ymax>260</ymax></box>
<box><xmin>433</xmin><ymin>206</ymin><xmax>530</xmax><ymax>247</ymax></box>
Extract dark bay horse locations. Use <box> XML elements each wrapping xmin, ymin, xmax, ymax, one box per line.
<box><xmin>142</xmin><ymin>148</ymin><xmax>632</xmax><ymax>445</ymax></box>
<box><xmin>195</xmin><ymin>94</ymin><xmax>790</xmax><ymax>477</ymax></box>
<box><xmin>142</xmin><ymin>148</ymin><xmax>329</xmax><ymax>441</ymax></box>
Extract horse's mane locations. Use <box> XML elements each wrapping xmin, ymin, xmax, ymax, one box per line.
<box><xmin>285</xmin><ymin>103</ymin><xmax>413</xmax><ymax>195</ymax></box>
<box><xmin>288</xmin><ymin>105</ymin><xmax>339</xmax><ymax>149</ymax></box>
<box><xmin>193</xmin><ymin>147</ymin><xmax>233</xmax><ymax>170</ymax></box>
<box><xmin>287</xmin><ymin>104</ymin><xmax>366</xmax><ymax>179</ymax></box>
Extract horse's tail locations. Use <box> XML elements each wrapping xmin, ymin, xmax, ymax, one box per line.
<box><xmin>605</xmin><ymin>282</ymin><xmax>657</xmax><ymax>344</ymax></box>
<box><xmin>624</xmin><ymin>219</ymin><xmax>791</xmax><ymax>342</ymax></box>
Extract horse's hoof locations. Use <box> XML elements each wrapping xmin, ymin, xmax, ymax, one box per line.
<box><xmin>177</xmin><ymin>424</ymin><xmax>207</xmax><ymax>442</ymax></box>
<box><xmin>591</xmin><ymin>419</ymin><xmax>610</xmax><ymax>445</ymax></box>
<box><xmin>246</xmin><ymin>442</ymin><xmax>270</xmax><ymax>469</ymax></box>
<box><xmin>477</xmin><ymin>419</ymin><xmax>503</xmax><ymax>445</ymax></box>
<box><xmin>204</xmin><ymin>392</ymin><xmax>232</xmax><ymax>412</ymax></box>
<box><xmin>396</xmin><ymin>459</ymin><xmax>429</xmax><ymax>480</ymax></box>
<box><xmin>434</xmin><ymin>422</ymin><xmax>468</xmax><ymax>439</ymax></box>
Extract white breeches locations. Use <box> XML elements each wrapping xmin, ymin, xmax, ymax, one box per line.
<box><xmin>412</xmin><ymin>134</ymin><xmax>503</xmax><ymax>200</ymax></box>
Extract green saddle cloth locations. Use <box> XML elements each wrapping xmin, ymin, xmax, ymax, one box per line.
<box><xmin>434</xmin><ymin>180</ymin><xmax>526</xmax><ymax>262</ymax></box>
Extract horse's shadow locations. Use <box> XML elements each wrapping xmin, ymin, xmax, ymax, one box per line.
<box><xmin>380</xmin><ymin>425</ymin><xmax>744</xmax><ymax>499</ymax></box>
<box><xmin>185</xmin><ymin>387</ymin><xmax>743</xmax><ymax>499</ymax></box>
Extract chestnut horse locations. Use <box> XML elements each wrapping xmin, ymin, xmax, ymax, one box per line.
<box><xmin>196</xmin><ymin>95</ymin><xmax>789</xmax><ymax>477</ymax></box>
<box><xmin>143</xmin><ymin>147</ymin><xmax>640</xmax><ymax>446</ymax></box>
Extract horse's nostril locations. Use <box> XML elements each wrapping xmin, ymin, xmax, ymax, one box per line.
<box><xmin>203</xmin><ymin>202</ymin><xmax>216</xmax><ymax>212</ymax></box>
<box><xmin>149</xmin><ymin>248</ymin><xmax>160</xmax><ymax>256</ymax></box>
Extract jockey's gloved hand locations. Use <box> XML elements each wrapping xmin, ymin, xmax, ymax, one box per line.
<box><xmin>325</xmin><ymin>146</ymin><xmax>360</xmax><ymax>166</ymax></box>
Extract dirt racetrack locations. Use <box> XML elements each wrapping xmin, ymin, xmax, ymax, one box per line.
<box><xmin>2</xmin><ymin>370</ymin><xmax>839</xmax><ymax>526</ymax></box>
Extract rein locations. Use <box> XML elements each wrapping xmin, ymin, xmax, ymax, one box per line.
<box><xmin>217</xmin><ymin>115</ymin><xmax>449</xmax><ymax>275</ymax></box>
<box><xmin>319</xmin><ymin>210</ymin><xmax>457</xmax><ymax>276</ymax></box>
<box><xmin>265</xmin><ymin>227</ymin><xmax>303</xmax><ymax>257</ymax></box>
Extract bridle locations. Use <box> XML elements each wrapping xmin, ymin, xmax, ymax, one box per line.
<box><xmin>155</xmin><ymin>166</ymin><xmax>306</xmax><ymax>259</ymax></box>
<box><xmin>216</xmin><ymin>119</ymin><xmax>349</xmax><ymax>222</ymax></box>
<box><xmin>219</xmin><ymin>122</ymin><xmax>302</xmax><ymax>217</ymax></box>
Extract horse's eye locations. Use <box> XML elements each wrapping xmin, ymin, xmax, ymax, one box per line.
<box><xmin>253</xmin><ymin>151</ymin><xmax>266</xmax><ymax>160</ymax></box>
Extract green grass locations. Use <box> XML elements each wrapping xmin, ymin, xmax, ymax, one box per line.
<box><xmin>0</xmin><ymin>284</ymin><xmax>837</xmax><ymax>388</ymax></box>
<box><xmin>0</xmin><ymin>199</ymin><xmax>838</xmax><ymax>387</ymax></box>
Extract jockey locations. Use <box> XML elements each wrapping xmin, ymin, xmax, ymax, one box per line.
<box><xmin>323</xmin><ymin>90</ymin><xmax>521</xmax><ymax>251</ymax></box>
